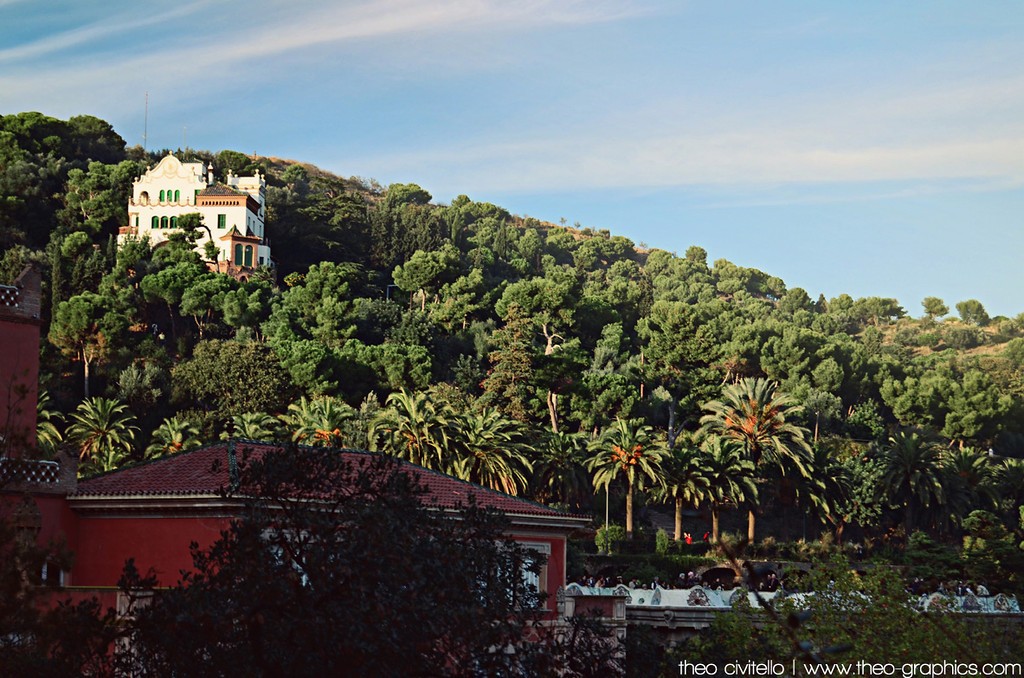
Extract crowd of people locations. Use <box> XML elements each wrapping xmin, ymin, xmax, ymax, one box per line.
<box><xmin>909</xmin><ymin>578</ymin><xmax>991</xmax><ymax>597</ymax></box>
<box><xmin>574</xmin><ymin>570</ymin><xmax>743</xmax><ymax>591</ymax></box>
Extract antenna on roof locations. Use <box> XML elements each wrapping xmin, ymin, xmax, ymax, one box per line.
<box><xmin>143</xmin><ymin>91</ymin><xmax>149</xmax><ymax>151</ymax></box>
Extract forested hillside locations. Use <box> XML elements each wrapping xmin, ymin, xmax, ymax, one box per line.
<box><xmin>4</xmin><ymin>112</ymin><xmax>1024</xmax><ymax>550</ymax></box>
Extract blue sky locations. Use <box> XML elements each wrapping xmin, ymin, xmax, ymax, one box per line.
<box><xmin>2</xmin><ymin>0</ymin><xmax>1022</xmax><ymax>316</ymax></box>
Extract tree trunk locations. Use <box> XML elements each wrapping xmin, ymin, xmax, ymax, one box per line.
<box><xmin>667</xmin><ymin>398</ymin><xmax>677</xmax><ymax>449</ymax></box>
<box><xmin>639</xmin><ymin>350</ymin><xmax>645</xmax><ymax>399</ymax></box>
<box><xmin>712</xmin><ymin>506</ymin><xmax>721</xmax><ymax>543</ymax></box>
<box><xmin>747</xmin><ymin>509</ymin><xmax>756</xmax><ymax>543</ymax></box>
<box><xmin>625</xmin><ymin>485</ymin><xmax>634</xmax><ymax>539</ymax></box>
<box><xmin>674</xmin><ymin>497</ymin><xmax>683</xmax><ymax>541</ymax></box>
<box><xmin>547</xmin><ymin>391</ymin><xmax>559</xmax><ymax>434</ymax></box>
<box><xmin>167</xmin><ymin>302</ymin><xmax>178</xmax><ymax>341</ymax></box>
<box><xmin>542</xmin><ymin>325</ymin><xmax>561</xmax><ymax>434</ymax></box>
<box><xmin>82</xmin><ymin>353</ymin><xmax>91</xmax><ymax>399</ymax></box>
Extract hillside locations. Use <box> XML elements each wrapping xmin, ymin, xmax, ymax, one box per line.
<box><xmin>2</xmin><ymin>112</ymin><xmax>1024</xmax><ymax>552</ymax></box>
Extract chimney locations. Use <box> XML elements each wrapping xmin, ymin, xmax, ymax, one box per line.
<box><xmin>207</xmin><ymin>163</ymin><xmax>214</xmax><ymax>186</ymax></box>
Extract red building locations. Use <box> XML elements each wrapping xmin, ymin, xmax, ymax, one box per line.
<box><xmin>61</xmin><ymin>441</ymin><xmax>588</xmax><ymax>615</ymax></box>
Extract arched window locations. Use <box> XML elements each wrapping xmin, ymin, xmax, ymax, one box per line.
<box><xmin>244</xmin><ymin>245</ymin><xmax>253</xmax><ymax>267</ymax></box>
<box><xmin>174</xmin><ymin>190</ymin><xmax>180</xmax><ymax>202</ymax></box>
<box><xmin>234</xmin><ymin>244</ymin><xmax>244</xmax><ymax>266</ymax></box>
<box><xmin>140</xmin><ymin>191</ymin><xmax>149</xmax><ymax>204</ymax></box>
<box><xmin>159</xmin><ymin>190</ymin><xmax>165</xmax><ymax>202</ymax></box>
<box><xmin>161</xmin><ymin>216</ymin><xmax>169</xmax><ymax>229</ymax></box>
<box><xmin>151</xmin><ymin>216</ymin><xmax>158</xmax><ymax>228</ymax></box>
<box><xmin>170</xmin><ymin>216</ymin><xmax>177</xmax><ymax>229</ymax></box>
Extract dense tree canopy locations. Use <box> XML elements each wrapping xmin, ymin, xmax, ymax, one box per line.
<box><xmin>4</xmin><ymin>112</ymin><xmax>1023</xmax><ymax>572</ymax></box>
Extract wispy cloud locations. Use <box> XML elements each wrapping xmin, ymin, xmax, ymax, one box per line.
<box><xmin>341</xmin><ymin>60</ymin><xmax>1024</xmax><ymax>196</ymax></box>
<box><xmin>0</xmin><ymin>0</ymin><xmax>652</xmax><ymax>116</ymax></box>
<box><xmin>1</xmin><ymin>0</ymin><xmax>646</xmax><ymax>68</ymax></box>
<box><xmin>0</xmin><ymin>2</ymin><xmax>207</xmax><ymax>64</ymax></box>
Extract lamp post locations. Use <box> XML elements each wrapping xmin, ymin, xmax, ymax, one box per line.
<box><xmin>604</xmin><ymin>485</ymin><xmax>610</xmax><ymax>553</ymax></box>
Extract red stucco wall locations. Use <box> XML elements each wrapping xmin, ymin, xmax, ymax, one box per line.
<box><xmin>510</xmin><ymin>531</ymin><xmax>568</xmax><ymax>619</ymax></box>
<box><xmin>71</xmin><ymin>514</ymin><xmax>231</xmax><ymax>587</ymax></box>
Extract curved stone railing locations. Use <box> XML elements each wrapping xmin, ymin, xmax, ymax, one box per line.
<box><xmin>563</xmin><ymin>583</ymin><xmax>1021</xmax><ymax>614</ymax></box>
<box><xmin>564</xmin><ymin>583</ymin><xmax>780</xmax><ymax>609</ymax></box>
<box><xmin>918</xmin><ymin>592</ymin><xmax>1021</xmax><ymax>614</ymax></box>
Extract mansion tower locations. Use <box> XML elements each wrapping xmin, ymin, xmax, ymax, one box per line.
<box><xmin>119</xmin><ymin>154</ymin><xmax>272</xmax><ymax>272</ymax></box>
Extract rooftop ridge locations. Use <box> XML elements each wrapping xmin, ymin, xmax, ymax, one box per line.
<box><xmin>72</xmin><ymin>441</ymin><xmax>587</xmax><ymax>520</ymax></box>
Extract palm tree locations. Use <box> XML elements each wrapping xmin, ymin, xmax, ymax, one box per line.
<box><xmin>145</xmin><ymin>417</ymin><xmax>200</xmax><ymax>459</ymax></box>
<box><xmin>450</xmin><ymin>408</ymin><xmax>532</xmax><ymax>496</ymax></box>
<box><xmin>698</xmin><ymin>377</ymin><xmax>811</xmax><ymax>542</ymax></box>
<box><xmin>878</xmin><ymin>430</ymin><xmax>946</xmax><ymax>535</ymax></box>
<box><xmin>699</xmin><ymin>436</ymin><xmax>758</xmax><ymax>543</ymax></box>
<box><xmin>280</xmin><ymin>396</ymin><xmax>355</xmax><ymax>448</ymax></box>
<box><xmin>586</xmin><ymin>417</ymin><xmax>669</xmax><ymax>539</ymax></box>
<box><xmin>223</xmin><ymin>412</ymin><xmax>281</xmax><ymax>441</ymax></box>
<box><xmin>532</xmin><ymin>431</ymin><xmax>591</xmax><ymax>509</ymax></box>
<box><xmin>67</xmin><ymin>397</ymin><xmax>138</xmax><ymax>475</ymax></box>
<box><xmin>995</xmin><ymin>457</ymin><xmax>1024</xmax><ymax>522</ymax></box>
<box><xmin>35</xmin><ymin>390</ymin><xmax>64</xmax><ymax>458</ymax></box>
<box><xmin>941</xmin><ymin>447</ymin><xmax>997</xmax><ymax>513</ymax></box>
<box><xmin>368</xmin><ymin>389</ymin><xmax>453</xmax><ymax>471</ymax></box>
<box><xmin>792</xmin><ymin>445</ymin><xmax>852</xmax><ymax>542</ymax></box>
<box><xmin>656</xmin><ymin>439</ymin><xmax>711</xmax><ymax>541</ymax></box>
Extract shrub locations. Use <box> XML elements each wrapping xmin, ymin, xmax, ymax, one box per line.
<box><xmin>595</xmin><ymin>524</ymin><xmax>627</xmax><ymax>554</ymax></box>
<box><xmin>655</xmin><ymin>529</ymin><xmax>670</xmax><ymax>556</ymax></box>
<box><xmin>945</xmin><ymin>326</ymin><xmax>984</xmax><ymax>350</ymax></box>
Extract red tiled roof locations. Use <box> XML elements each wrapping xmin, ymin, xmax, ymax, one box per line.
<box><xmin>74</xmin><ymin>442</ymin><xmax>585</xmax><ymax>522</ymax></box>
<box><xmin>198</xmin><ymin>183</ymin><xmax>245</xmax><ymax>197</ymax></box>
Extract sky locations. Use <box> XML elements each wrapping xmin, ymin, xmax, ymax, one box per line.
<box><xmin>2</xmin><ymin>0</ymin><xmax>1023</xmax><ymax>316</ymax></box>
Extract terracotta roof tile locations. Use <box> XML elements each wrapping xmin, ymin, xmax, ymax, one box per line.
<box><xmin>74</xmin><ymin>442</ymin><xmax>584</xmax><ymax>521</ymax></box>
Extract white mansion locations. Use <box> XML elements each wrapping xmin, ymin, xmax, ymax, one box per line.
<box><xmin>119</xmin><ymin>154</ymin><xmax>272</xmax><ymax>272</ymax></box>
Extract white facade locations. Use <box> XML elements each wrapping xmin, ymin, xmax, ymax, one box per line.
<box><xmin>120</xmin><ymin>154</ymin><xmax>272</xmax><ymax>270</ymax></box>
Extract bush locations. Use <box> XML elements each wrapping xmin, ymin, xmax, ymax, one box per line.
<box><xmin>595</xmin><ymin>524</ymin><xmax>627</xmax><ymax>554</ymax></box>
<box><xmin>944</xmin><ymin>326</ymin><xmax>984</xmax><ymax>350</ymax></box>
<box><xmin>655</xmin><ymin>528</ymin><xmax>670</xmax><ymax>556</ymax></box>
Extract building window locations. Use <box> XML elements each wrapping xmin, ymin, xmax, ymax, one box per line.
<box><xmin>159</xmin><ymin>190</ymin><xmax>165</xmax><ymax>202</ymax></box>
<box><xmin>194</xmin><ymin>190</ymin><xmax>200</xmax><ymax>203</ymax></box>
<box><xmin>170</xmin><ymin>216</ymin><xmax>177</xmax><ymax>229</ymax></box>
<box><xmin>161</xmin><ymin>216</ymin><xmax>169</xmax><ymax>229</ymax></box>
<box><xmin>174</xmin><ymin>189</ymin><xmax>180</xmax><ymax>202</ymax></box>
<box><xmin>151</xmin><ymin>216</ymin><xmax>159</xmax><ymax>229</ymax></box>
<box><xmin>517</xmin><ymin>542</ymin><xmax>551</xmax><ymax>607</ymax></box>
<box><xmin>218</xmin><ymin>214</ymin><xmax>227</xmax><ymax>229</ymax></box>
<box><xmin>244</xmin><ymin>245</ymin><xmax>253</xmax><ymax>267</ymax></box>
<box><xmin>234</xmin><ymin>244</ymin><xmax>243</xmax><ymax>266</ymax></box>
